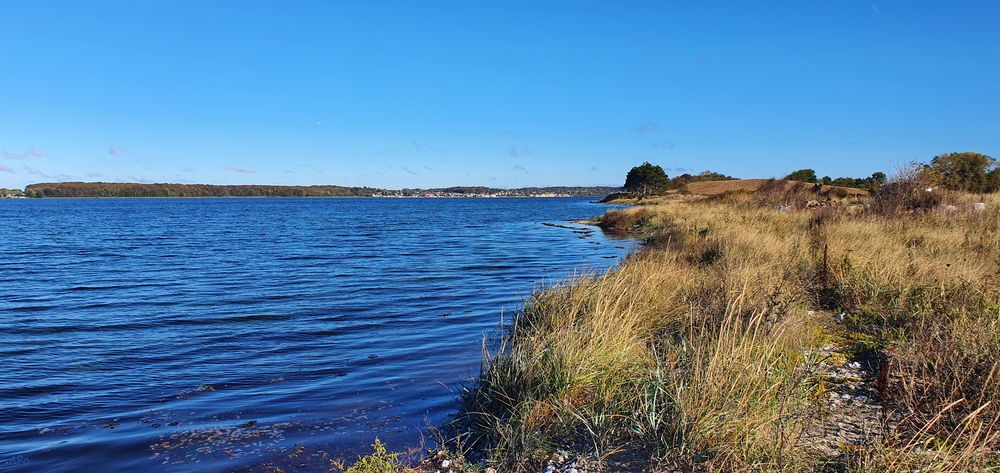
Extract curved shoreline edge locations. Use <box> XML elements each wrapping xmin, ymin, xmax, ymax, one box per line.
<box><xmin>372</xmin><ymin>191</ymin><xmax>1000</xmax><ymax>472</ymax></box>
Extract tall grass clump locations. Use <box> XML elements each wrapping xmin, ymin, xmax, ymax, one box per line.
<box><xmin>824</xmin><ymin>191</ymin><xmax>1000</xmax><ymax>466</ymax></box>
<box><xmin>457</xmin><ymin>201</ymin><xmax>830</xmax><ymax>471</ymax></box>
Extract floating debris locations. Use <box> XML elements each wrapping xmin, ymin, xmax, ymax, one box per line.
<box><xmin>149</xmin><ymin>421</ymin><xmax>294</xmax><ymax>465</ymax></box>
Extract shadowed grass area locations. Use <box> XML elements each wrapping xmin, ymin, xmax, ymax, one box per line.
<box><xmin>448</xmin><ymin>192</ymin><xmax>1000</xmax><ymax>472</ymax></box>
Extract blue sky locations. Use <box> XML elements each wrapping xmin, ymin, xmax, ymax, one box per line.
<box><xmin>1</xmin><ymin>1</ymin><xmax>998</xmax><ymax>189</ymax></box>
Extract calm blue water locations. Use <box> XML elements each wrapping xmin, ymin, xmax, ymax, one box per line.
<box><xmin>0</xmin><ymin>197</ymin><xmax>631</xmax><ymax>472</ymax></box>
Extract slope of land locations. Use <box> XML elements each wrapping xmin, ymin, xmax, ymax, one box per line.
<box><xmin>684</xmin><ymin>178</ymin><xmax>869</xmax><ymax>198</ymax></box>
<box><xmin>601</xmin><ymin>179</ymin><xmax>869</xmax><ymax>205</ymax></box>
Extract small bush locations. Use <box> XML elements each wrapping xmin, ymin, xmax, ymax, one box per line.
<box><xmin>872</xmin><ymin>165</ymin><xmax>942</xmax><ymax>216</ymax></box>
<box><xmin>345</xmin><ymin>438</ymin><xmax>403</xmax><ymax>473</ymax></box>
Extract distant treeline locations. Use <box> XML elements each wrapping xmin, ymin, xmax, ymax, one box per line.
<box><xmin>23</xmin><ymin>182</ymin><xmax>379</xmax><ymax>198</ymax></box>
<box><xmin>384</xmin><ymin>186</ymin><xmax>622</xmax><ymax>196</ymax></box>
<box><xmin>784</xmin><ymin>169</ymin><xmax>887</xmax><ymax>192</ymax></box>
<box><xmin>22</xmin><ymin>182</ymin><xmax>622</xmax><ymax>198</ymax></box>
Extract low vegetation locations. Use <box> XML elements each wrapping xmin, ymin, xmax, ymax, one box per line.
<box><xmin>338</xmin><ymin>154</ymin><xmax>1000</xmax><ymax>472</ymax></box>
<box><xmin>439</xmin><ymin>169</ymin><xmax>1000</xmax><ymax>471</ymax></box>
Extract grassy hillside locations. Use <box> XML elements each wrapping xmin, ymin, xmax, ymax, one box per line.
<box><xmin>443</xmin><ymin>190</ymin><xmax>999</xmax><ymax>472</ymax></box>
<box><xmin>684</xmin><ymin>178</ymin><xmax>870</xmax><ymax>198</ymax></box>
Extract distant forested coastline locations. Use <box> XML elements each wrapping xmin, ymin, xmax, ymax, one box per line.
<box><xmin>21</xmin><ymin>182</ymin><xmax>621</xmax><ymax>198</ymax></box>
<box><xmin>22</xmin><ymin>182</ymin><xmax>379</xmax><ymax>198</ymax></box>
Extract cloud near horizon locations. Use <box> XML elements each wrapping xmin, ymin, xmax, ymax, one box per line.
<box><xmin>411</xmin><ymin>141</ymin><xmax>433</xmax><ymax>153</ymax></box>
<box><xmin>4</xmin><ymin>149</ymin><xmax>48</xmax><ymax>160</ymax></box>
<box><xmin>22</xmin><ymin>164</ymin><xmax>70</xmax><ymax>181</ymax></box>
<box><xmin>0</xmin><ymin>163</ymin><xmax>14</xmax><ymax>174</ymax></box>
<box><xmin>228</xmin><ymin>166</ymin><xmax>256</xmax><ymax>174</ymax></box>
<box><xmin>513</xmin><ymin>165</ymin><xmax>528</xmax><ymax>173</ymax></box>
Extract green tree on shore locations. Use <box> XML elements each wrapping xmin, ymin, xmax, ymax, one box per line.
<box><xmin>785</xmin><ymin>169</ymin><xmax>818</xmax><ymax>183</ymax></box>
<box><xmin>624</xmin><ymin>162</ymin><xmax>670</xmax><ymax>195</ymax></box>
<box><xmin>988</xmin><ymin>168</ymin><xmax>1000</xmax><ymax>193</ymax></box>
<box><xmin>925</xmin><ymin>152</ymin><xmax>997</xmax><ymax>193</ymax></box>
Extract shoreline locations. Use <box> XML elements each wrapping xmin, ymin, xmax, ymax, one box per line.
<box><xmin>378</xmin><ymin>191</ymin><xmax>1000</xmax><ymax>472</ymax></box>
<box><xmin>4</xmin><ymin>195</ymin><xmax>606</xmax><ymax>199</ymax></box>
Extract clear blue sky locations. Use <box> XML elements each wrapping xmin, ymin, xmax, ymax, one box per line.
<box><xmin>1</xmin><ymin>1</ymin><xmax>998</xmax><ymax>189</ymax></box>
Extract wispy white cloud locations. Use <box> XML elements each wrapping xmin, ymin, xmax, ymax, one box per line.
<box><xmin>513</xmin><ymin>165</ymin><xmax>529</xmax><ymax>174</ymax></box>
<box><xmin>634</xmin><ymin>121</ymin><xmax>660</xmax><ymax>134</ymax></box>
<box><xmin>508</xmin><ymin>146</ymin><xmax>530</xmax><ymax>158</ymax></box>
<box><xmin>4</xmin><ymin>149</ymin><xmax>47</xmax><ymax>160</ymax></box>
<box><xmin>653</xmin><ymin>140</ymin><xmax>676</xmax><ymax>150</ymax></box>
<box><xmin>0</xmin><ymin>163</ymin><xmax>14</xmax><ymax>174</ymax></box>
<box><xmin>228</xmin><ymin>166</ymin><xmax>256</xmax><ymax>174</ymax></box>
<box><xmin>109</xmin><ymin>145</ymin><xmax>128</xmax><ymax>156</ymax></box>
<box><xmin>299</xmin><ymin>164</ymin><xmax>324</xmax><ymax>174</ymax></box>
<box><xmin>412</xmin><ymin>141</ymin><xmax>433</xmax><ymax>153</ymax></box>
<box><xmin>23</xmin><ymin>164</ymin><xmax>70</xmax><ymax>181</ymax></box>
<box><xmin>400</xmin><ymin>166</ymin><xmax>418</xmax><ymax>175</ymax></box>
<box><xmin>86</xmin><ymin>171</ymin><xmax>102</xmax><ymax>178</ymax></box>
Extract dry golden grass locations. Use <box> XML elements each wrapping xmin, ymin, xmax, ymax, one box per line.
<box><xmin>685</xmin><ymin>179</ymin><xmax>869</xmax><ymax>198</ymax></box>
<box><xmin>454</xmin><ymin>191</ymin><xmax>1000</xmax><ymax>472</ymax></box>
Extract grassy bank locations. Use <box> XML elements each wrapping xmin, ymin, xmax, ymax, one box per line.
<box><xmin>446</xmin><ymin>191</ymin><xmax>1000</xmax><ymax>472</ymax></box>
<box><xmin>341</xmin><ymin>189</ymin><xmax>1000</xmax><ymax>472</ymax></box>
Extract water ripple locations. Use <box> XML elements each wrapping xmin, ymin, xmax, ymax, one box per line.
<box><xmin>0</xmin><ymin>197</ymin><xmax>633</xmax><ymax>472</ymax></box>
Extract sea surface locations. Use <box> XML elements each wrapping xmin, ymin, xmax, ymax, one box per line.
<box><xmin>0</xmin><ymin>197</ymin><xmax>633</xmax><ymax>472</ymax></box>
